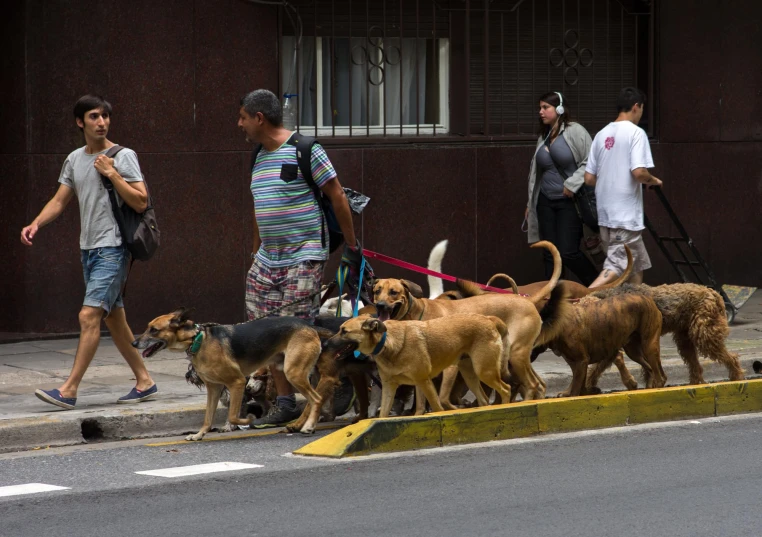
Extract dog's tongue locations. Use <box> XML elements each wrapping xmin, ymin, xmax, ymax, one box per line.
<box><xmin>377</xmin><ymin>310</ymin><xmax>390</xmax><ymax>322</ymax></box>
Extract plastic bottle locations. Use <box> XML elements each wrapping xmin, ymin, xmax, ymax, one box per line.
<box><xmin>282</xmin><ymin>93</ymin><xmax>297</xmax><ymax>130</ymax></box>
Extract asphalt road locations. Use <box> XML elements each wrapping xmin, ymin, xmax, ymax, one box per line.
<box><xmin>1</xmin><ymin>414</ymin><xmax>761</xmax><ymax>537</ymax></box>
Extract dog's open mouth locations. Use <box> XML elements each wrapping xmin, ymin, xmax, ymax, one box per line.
<box><xmin>376</xmin><ymin>302</ymin><xmax>401</xmax><ymax>322</ymax></box>
<box><xmin>332</xmin><ymin>342</ymin><xmax>358</xmax><ymax>360</ymax></box>
<box><xmin>142</xmin><ymin>341</ymin><xmax>166</xmax><ymax>358</ymax></box>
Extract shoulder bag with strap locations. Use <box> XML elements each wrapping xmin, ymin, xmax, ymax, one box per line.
<box><xmin>250</xmin><ymin>133</ymin><xmax>344</xmax><ymax>252</ymax></box>
<box><xmin>543</xmin><ymin>137</ymin><xmax>600</xmax><ymax>232</ymax></box>
<box><xmin>100</xmin><ymin>145</ymin><xmax>161</xmax><ymax>260</ymax></box>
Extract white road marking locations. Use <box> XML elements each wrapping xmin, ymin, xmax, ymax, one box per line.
<box><xmin>0</xmin><ymin>483</ymin><xmax>70</xmax><ymax>498</ymax></box>
<box><xmin>135</xmin><ymin>462</ymin><xmax>263</xmax><ymax>478</ymax></box>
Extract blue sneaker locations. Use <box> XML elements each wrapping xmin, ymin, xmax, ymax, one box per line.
<box><xmin>35</xmin><ymin>389</ymin><xmax>77</xmax><ymax>410</ymax></box>
<box><xmin>117</xmin><ymin>384</ymin><xmax>158</xmax><ymax>404</ymax></box>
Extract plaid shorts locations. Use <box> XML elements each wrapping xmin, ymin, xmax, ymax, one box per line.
<box><xmin>245</xmin><ymin>258</ymin><xmax>325</xmax><ymax>321</ymax></box>
<box><xmin>600</xmin><ymin>226</ymin><xmax>652</xmax><ymax>275</ymax></box>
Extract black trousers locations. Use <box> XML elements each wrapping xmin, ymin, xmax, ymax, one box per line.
<box><xmin>536</xmin><ymin>192</ymin><xmax>598</xmax><ymax>286</ymax></box>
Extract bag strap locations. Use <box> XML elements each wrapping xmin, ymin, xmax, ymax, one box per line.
<box><xmin>288</xmin><ymin>132</ymin><xmax>328</xmax><ymax>248</ymax></box>
<box><xmin>100</xmin><ymin>145</ymin><xmax>128</xmax><ymax>237</ymax></box>
<box><xmin>250</xmin><ymin>144</ymin><xmax>262</xmax><ymax>176</ymax></box>
<box><xmin>543</xmin><ymin>137</ymin><xmax>570</xmax><ymax>181</ymax></box>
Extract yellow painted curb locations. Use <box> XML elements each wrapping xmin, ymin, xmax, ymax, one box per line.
<box><xmin>293</xmin><ymin>379</ymin><xmax>762</xmax><ymax>458</ymax></box>
<box><xmin>628</xmin><ymin>385</ymin><xmax>715</xmax><ymax>424</ymax></box>
<box><xmin>440</xmin><ymin>403</ymin><xmax>538</xmax><ymax>445</ymax></box>
<box><xmin>293</xmin><ymin>420</ymin><xmax>374</xmax><ymax>458</ymax></box>
<box><xmin>537</xmin><ymin>392</ymin><xmax>630</xmax><ymax>433</ymax></box>
<box><xmin>715</xmin><ymin>380</ymin><xmax>762</xmax><ymax>415</ymax></box>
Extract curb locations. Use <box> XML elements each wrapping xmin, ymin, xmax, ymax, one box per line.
<box><xmin>293</xmin><ymin>379</ymin><xmax>762</xmax><ymax>458</ymax></box>
<box><xmin>0</xmin><ymin>405</ymin><xmax>226</xmax><ymax>454</ymax></box>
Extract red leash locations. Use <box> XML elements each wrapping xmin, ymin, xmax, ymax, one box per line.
<box><xmin>361</xmin><ymin>249</ymin><xmax>516</xmax><ymax>295</ymax></box>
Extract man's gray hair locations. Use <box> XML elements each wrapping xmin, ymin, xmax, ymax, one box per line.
<box><xmin>240</xmin><ymin>89</ymin><xmax>283</xmax><ymax>126</ymax></box>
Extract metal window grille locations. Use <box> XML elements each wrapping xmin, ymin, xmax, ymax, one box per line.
<box><xmin>279</xmin><ymin>0</ymin><xmax>654</xmax><ymax>140</ymax></box>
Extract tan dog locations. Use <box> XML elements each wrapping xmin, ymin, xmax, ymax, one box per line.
<box><xmin>132</xmin><ymin>309</ymin><xmax>329</xmax><ymax>440</ymax></box>
<box><xmin>544</xmin><ymin>294</ymin><xmax>666</xmax><ymax>397</ymax></box>
<box><xmin>372</xmin><ymin>241</ymin><xmax>569</xmax><ymax>404</ymax></box>
<box><xmin>324</xmin><ymin>313</ymin><xmax>512</xmax><ymax>416</ymax></box>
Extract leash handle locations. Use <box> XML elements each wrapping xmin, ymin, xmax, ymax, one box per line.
<box><xmin>353</xmin><ymin>257</ymin><xmax>366</xmax><ymax>318</ymax></box>
<box><xmin>361</xmin><ymin>249</ymin><xmax>515</xmax><ymax>294</ymax></box>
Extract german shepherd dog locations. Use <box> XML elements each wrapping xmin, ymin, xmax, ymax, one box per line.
<box><xmin>132</xmin><ymin>308</ymin><xmax>331</xmax><ymax>440</ymax></box>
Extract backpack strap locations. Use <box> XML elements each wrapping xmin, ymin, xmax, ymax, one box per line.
<box><xmin>100</xmin><ymin>144</ymin><xmax>127</xmax><ymax>230</ymax></box>
<box><xmin>287</xmin><ymin>133</ymin><xmax>327</xmax><ymax>247</ymax></box>
<box><xmin>249</xmin><ymin>144</ymin><xmax>263</xmax><ymax>176</ymax></box>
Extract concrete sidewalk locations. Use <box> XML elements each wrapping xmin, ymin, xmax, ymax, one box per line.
<box><xmin>1</xmin><ymin>291</ymin><xmax>761</xmax><ymax>454</ymax></box>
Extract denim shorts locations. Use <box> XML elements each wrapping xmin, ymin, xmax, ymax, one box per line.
<box><xmin>81</xmin><ymin>246</ymin><xmax>130</xmax><ymax>314</ymax></box>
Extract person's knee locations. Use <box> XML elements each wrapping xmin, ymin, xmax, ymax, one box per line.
<box><xmin>78</xmin><ymin>307</ymin><xmax>103</xmax><ymax>330</ymax></box>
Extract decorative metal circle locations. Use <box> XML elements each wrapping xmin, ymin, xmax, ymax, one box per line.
<box><xmin>564</xmin><ymin>67</ymin><xmax>579</xmax><ymax>86</ymax></box>
<box><xmin>549</xmin><ymin>48</ymin><xmax>564</xmax><ymax>68</ymax></box>
<box><xmin>564</xmin><ymin>29</ymin><xmax>579</xmax><ymax>49</ymax></box>
<box><xmin>385</xmin><ymin>45</ymin><xmax>401</xmax><ymax>66</ymax></box>
<box><xmin>351</xmin><ymin>45</ymin><xmax>367</xmax><ymax>66</ymax></box>
<box><xmin>368</xmin><ymin>48</ymin><xmax>385</xmax><ymax>67</ymax></box>
<box><xmin>564</xmin><ymin>47</ymin><xmax>579</xmax><ymax>67</ymax></box>
<box><xmin>369</xmin><ymin>66</ymin><xmax>385</xmax><ymax>86</ymax></box>
<box><xmin>579</xmin><ymin>48</ymin><xmax>594</xmax><ymax>67</ymax></box>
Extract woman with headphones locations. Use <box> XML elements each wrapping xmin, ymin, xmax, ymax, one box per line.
<box><xmin>524</xmin><ymin>91</ymin><xmax>599</xmax><ymax>285</ymax></box>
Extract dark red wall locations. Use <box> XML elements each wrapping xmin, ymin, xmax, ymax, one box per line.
<box><xmin>2</xmin><ymin>0</ymin><xmax>760</xmax><ymax>334</ymax></box>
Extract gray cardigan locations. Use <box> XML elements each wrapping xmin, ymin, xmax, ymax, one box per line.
<box><xmin>526</xmin><ymin>121</ymin><xmax>592</xmax><ymax>243</ymax></box>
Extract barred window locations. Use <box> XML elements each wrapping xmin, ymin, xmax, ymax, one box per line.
<box><xmin>279</xmin><ymin>0</ymin><xmax>653</xmax><ymax>140</ymax></box>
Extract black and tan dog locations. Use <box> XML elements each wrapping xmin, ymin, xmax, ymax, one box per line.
<box><xmin>371</xmin><ymin>241</ymin><xmax>569</xmax><ymax>404</ymax></box>
<box><xmin>132</xmin><ymin>308</ymin><xmax>330</xmax><ymax>440</ymax></box>
<box><xmin>324</xmin><ymin>313</ymin><xmax>513</xmax><ymax>416</ymax></box>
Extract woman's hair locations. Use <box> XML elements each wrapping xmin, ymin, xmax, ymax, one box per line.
<box><xmin>537</xmin><ymin>91</ymin><xmax>572</xmax><ymax>138</ymax></box>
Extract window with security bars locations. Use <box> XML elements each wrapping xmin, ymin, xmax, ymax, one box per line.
<box><xmin>279</xmin><ymin>0</ymin><xmax>653</xmax><ymax>139</ymax></box>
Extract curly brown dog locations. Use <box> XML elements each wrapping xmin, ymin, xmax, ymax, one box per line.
<box><xmin>543</xmin><ymin>293</ymin><xmax>666</xmax><ymax>397</ymax></box>
<box><xmin>588</xmin><ymin>283</ymin><xmax>745</xmax><ymax>387</ymax></box>
<box><xmin>371</xmin><ymin>241</ymin><xmax>569</xmax><ymax>406</ymax></box>
<box><xmin>323</xmin><ymin>314</ymin><xmax>513</xmax><ymax>416</ymax></box>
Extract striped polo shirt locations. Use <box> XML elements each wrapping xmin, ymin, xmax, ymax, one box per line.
<box><xmin>250</xmin><ymin>136</ymin><xmax>337</xmax><ymax>268</ymax></box>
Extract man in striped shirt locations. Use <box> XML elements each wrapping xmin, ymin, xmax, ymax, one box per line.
<box><xmin>238</xmin><ymin>89</ymin><xmax>360</xmax><ymax>428</ymax></box>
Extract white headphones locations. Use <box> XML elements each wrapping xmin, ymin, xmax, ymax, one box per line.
<box><xmin>555</xmin><ymin>92</ymin><xmax>565</xmax><ymax>115</ymax></box>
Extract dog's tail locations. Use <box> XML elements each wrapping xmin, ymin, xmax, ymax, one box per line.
<box><xmin>486</xmin><ymin>315</ymin><xmax>508</xmax><ymax>339</ymax></box>
<box><xmin>485</xmin><ymin>273</ymin><xmax>520</xmax><ymax>294</ymax></box>
<box><xmin>454</xmin><ymin>279</ymin><xmax>486</xmax><ymax>298</ymax></box>
<box><xmin>427</xmin><ymin>239</ymin><xmax>449</xmax><ymax>299</ymax></box>
<box><xmin>534</xmin><ymin>283</ymin><xmax>571</xmax><ymax>347</ymax></box>
<box><xmin>592</xmin><ymin>244</ymin><xmax>633</xmax><ymax>290</ymax></box>
<box><xmin>528</xmin><ymin>241</ymin><xmax>562</xmax><ymax>306</ymax></box>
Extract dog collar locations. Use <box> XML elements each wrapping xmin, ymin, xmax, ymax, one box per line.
<box><xmin>187</xmin><ymin>325</ymin><xmax>204</xmax><ymax>356</ymax></box>
<box><xmin>370</xmin><ymin>332</ymin><xmax>387</xmax><ymax>356</ymax></box>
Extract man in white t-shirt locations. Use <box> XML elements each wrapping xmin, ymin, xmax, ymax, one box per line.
<box><xmin>584</xmin><ymin>87</ymin><xmax>663</xmax><ymax>287</ymax></box>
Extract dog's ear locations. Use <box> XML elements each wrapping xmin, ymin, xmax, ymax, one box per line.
<box><xmin>361</xmin><ymin>318</ymin><xmax>387</xmax><ymax>333</ymax></box>
<box><xmin>400</xmin><ymin>279</ymin><xmax>424</xmax><ymax>299</ymax></box>
<box><xmin>170</xmin><ymin>307</ymin><xmax>194</xmax><ymax>327</ymax></box>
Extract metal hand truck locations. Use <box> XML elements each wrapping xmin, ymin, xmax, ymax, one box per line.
<box><xmin>643</xmin><ymin>186</ymin><xmax>738</xmax><ymax>323</ymax></box>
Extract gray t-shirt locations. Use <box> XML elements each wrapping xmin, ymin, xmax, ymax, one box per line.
<box><xmin>535</xmin><ymin>135</ymin><xmax>577</xmax><ymax>200</ymax></box>
<box><xmin>58</xmin><ymin>146</ymin><xmax>144</xmax><ymax>250</ymax></box>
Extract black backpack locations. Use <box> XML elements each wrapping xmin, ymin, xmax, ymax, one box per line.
<box><xmin>250</xmin><ymin>133</ymin><xmax>343</xmax><ymax>252</ymax></box>
<box><xmin>100</xmin><ymin>145</ymin><xmax>161</xmax><ymax>261</ymax></box>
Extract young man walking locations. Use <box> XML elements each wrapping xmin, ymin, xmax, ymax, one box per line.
<box><xmin>238</xmin><ymin>89</ymin><xmax>360</xmax><ymax>428</ymax></box>
<box><xmin>21</xmin><ymin>94</ymin><xmax>157</xmax><ymax>409</ymax></box>
<box><xmin>585</xmin><ymin>87</ymin><xmax>663</xmax><ymax>288</ymax></box>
